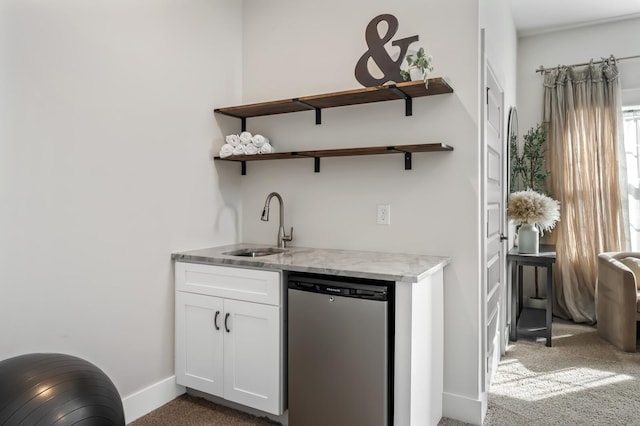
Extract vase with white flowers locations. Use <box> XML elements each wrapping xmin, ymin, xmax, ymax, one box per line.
<box><xmin>400</xmin><ymin>47</ymin><xmax>434</xmax><ymax>85</ymax></box>
<box><xmin>507</xmin><ymin>189</ymin><xmax>560</xmax><ymax>254</ymax></box>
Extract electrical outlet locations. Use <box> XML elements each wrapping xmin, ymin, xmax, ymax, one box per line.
<box><xmin>377</xmin><ymin>204</ymin><xmax>391</xmax><ymax>225</ymax></box>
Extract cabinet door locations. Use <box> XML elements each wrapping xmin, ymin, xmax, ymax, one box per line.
<box><xmin>175</xmin><ymin>291</ymin><xmax>224</xmax><ymax>396</ymax></box>
<box><xmin>223</xmin><ymin>299</ymin><xmax>282</xmax><ymax>415</ymax></box>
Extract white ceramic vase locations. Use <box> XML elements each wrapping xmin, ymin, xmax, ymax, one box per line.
<box><xmin>518</xmin><ymin>223</ymin><xmax>539</xmax><ymax>254</ymax></box>
<box><xmin>409</xmin><ymin>67</ymin><xmax>424</xmax><ymax>81</ymax></box>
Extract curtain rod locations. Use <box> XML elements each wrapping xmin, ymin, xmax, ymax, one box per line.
<box><xmin>535</xmin><ymin>54</ymin><xmax>640</xmax><ymax>74</ymax></box>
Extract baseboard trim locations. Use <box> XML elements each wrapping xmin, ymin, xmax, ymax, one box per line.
<box><xmin>122</xmin><ymin>375</ymin><xmax>186</xmax><ymax>424</ymax></box>
<box><xmin>442</xmin><ymin>391</ymin><xmax>487</xmax><ymax>425</ymax></box>
<box><xmin>188</xmin><ymin>389</ymin><xmax>289</xmax><ymax>425</ymax></box>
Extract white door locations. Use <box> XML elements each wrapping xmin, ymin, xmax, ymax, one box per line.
<box><xmin>481</xmin><ymin>54</ymin><xmax>506</xmax><ymax>390</ymax></box>
<box><xmin>175</xmin><ymin>291</ymin><xmax>224</xmax><ymax>396</ymax></box>
<box><xmin>223</xmin><ymin>299</ymin><xmax>282</xmax><ymax>415</ymax></box>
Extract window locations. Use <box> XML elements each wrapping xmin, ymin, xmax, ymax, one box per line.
<box><xmin>622</xmin><ymin>108</ymin><xmax>640</xmax><ymax>250</ymax></box>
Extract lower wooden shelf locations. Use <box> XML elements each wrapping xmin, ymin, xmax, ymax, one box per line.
<box><xmin>214</xmin><ymin>143</ymin><xmax>453</xmax><ymax>175</ymax></box>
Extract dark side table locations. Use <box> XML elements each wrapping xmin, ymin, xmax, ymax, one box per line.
<box><xmin>508</xmin><ymin>244</ymin><xmax>556</xmax><ymax>347</ymax></box>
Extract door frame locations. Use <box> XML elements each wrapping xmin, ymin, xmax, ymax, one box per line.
<box><xmin>480</xmin><ymin>29</ymin><xmax>508</xmax><ymax>393</ymax></box>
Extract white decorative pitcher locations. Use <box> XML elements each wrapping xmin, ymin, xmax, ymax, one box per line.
<box><xmin>409</xmin><ymin>67</ymin><xmax>424</xmax><ymax>81</ymax></box>
<box><xmin>518</xmin><ymin>223</ymin><xmax>539</xmax><ymax>254</ymax></box>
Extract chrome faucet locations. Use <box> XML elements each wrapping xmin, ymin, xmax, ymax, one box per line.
<box><xmin>261</xmin><ymin>192</ymin><xmax>293</xmax><ymax>248</ymax></box>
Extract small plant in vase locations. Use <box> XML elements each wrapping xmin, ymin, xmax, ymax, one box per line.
<box><xmin>400</xmin><ymin>47</ymin><xmax>434</xmax><ymax>86</ymax></box>
<box><xmin>507</xmin><ymin>189</ymin><xmax>560</xmax><ymax>238</ymax></box>
<box><xmin>508</xmin><ymin>189</ymin><xmax>560</xmax><ymax>300</ymax></box>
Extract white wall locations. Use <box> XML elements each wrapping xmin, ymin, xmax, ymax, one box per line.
<box><xmin>233</xmin><ymin>1</ymin><xmax>505</xmax><ymax>423</ymax></box>
<box><xmin>481</xmin><ymin>0</ymin><xmax>517</xmax><ymax>111</ymax></box>
<box><xmin>0</xmin><ymin>0</ymin><xmax>243</xmax><ymax>407</ymax></box>
<box><xmin>0</xmin><ymin>0</ymin><xmax>519</xmax><ymax>422</ymax></box>
<box><xmin>517</xmin><ymin>17</ymin><xmax>640</xmax><ymax>134</ymax></box>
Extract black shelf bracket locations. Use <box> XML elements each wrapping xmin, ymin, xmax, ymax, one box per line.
<box><xmin>387</xmin><ymin>146</ymin><xmax>412</xmax><ymax>170</ymax></box>
<box><xmin>292</xmin><ymin>152</ymin><xmax>321</xmax><ymax>172</ymax></box>
<box><xmin>241</xmin><ymin>118</ymin><xmax>247</xmax><ymax>132</ymax></box>
<box><xmin>293</xmin><ymin>99</ymin><xmax>322</xmax><ymax>124</ymax></box>
<box><xmin>405</xmin><ymin>97</ymin><xmax>413</xmax><ymax>117</ymax></box>
<box><xmin>241</xmin><ymin>161</ymin><xmax>247</xmax><ymax>175</ymax></box>
<box><xmin>389</xmin><ymin>86</ymin><xmax>413</xmax><ymax>117</ymax></box>
<box><xmin>404</xmin><ymin>152</ymin><xmax>412</xmax><ymax>170</ymax></box>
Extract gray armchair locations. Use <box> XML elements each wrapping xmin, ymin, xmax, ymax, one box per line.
<box><xmin>596</xmin><ymin>252</ymin><xmax>640</xmax><ymax>352</ymax></box>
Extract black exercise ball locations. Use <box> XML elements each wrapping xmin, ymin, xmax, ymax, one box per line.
<box><xmin>0</xmin><ymin>353</ymin><xmax>125</xmax><ymax>426</ymax></box>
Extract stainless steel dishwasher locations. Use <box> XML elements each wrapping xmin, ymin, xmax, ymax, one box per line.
<box><xmin>288</xmin><ymin>273</ymin><xmax>394</xmax><ymax>426</ymax></box>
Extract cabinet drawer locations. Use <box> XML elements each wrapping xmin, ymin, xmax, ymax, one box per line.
<box><xmin>175</xmin><ymin>262</ymin><xmax>281</xmax><ymax>306</ymax></box>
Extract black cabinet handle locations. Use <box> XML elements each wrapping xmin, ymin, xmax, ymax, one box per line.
<box><xmin>224</xmin><ymin>313</ymin><xmax>230</xmax><ymax>333</ymax></box>
<box><xmin>214</xmin><ymin>311</ymin><xmax>220</xmax><ymax>330</ymax></box>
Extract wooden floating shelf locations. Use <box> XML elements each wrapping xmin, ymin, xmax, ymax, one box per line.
<box><xmin>214</xmin><ymin>143</ymin><xmax>454</xmax><ymax>175</ymax></box>
<box><xmin>214</xmin><ymin>78</ymin><xmax>453</xmax><ymax>128</ymax></box>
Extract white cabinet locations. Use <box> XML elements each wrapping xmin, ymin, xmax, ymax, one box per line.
<box><xmin>174</xmin><ymin>262</ymin><xmax>283</xmax><ymax>415</ymax></box>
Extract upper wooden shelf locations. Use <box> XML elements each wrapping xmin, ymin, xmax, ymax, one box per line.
<box><xmin>214</xmin><ymin>78</ymin><xmax>453</xmax><ymax>126</ymax></box>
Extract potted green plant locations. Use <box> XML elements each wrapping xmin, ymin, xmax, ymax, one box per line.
<box><xmin>510</xmin><ymin>123</ymin><xmax>550</xmax><ymax>194</ymax></box>
<box><xmin>400</xmin><ymin>47</ymin><xmax>434</xmax><ymax>84</ymax></box>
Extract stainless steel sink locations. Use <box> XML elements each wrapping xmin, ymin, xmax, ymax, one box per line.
<box><xmin>222</xmin><ymin>247</ymin><xmax>287</xmax><ymax>257</ymax></box>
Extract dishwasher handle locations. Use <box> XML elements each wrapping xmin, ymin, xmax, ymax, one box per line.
<box><xmin>288</xmin><ymin>275</ymin><xmax>389</xmax><ymax>301</ymax></box>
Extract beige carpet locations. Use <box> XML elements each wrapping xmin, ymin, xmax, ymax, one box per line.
<box><xmin>132</xmin><ymin>320</ymin><xmax>640</xmax><ymax>425</ymax></box>
<box><xmin>484</xmin><ymin>319</ymin><xmax>640</xmax><ymax>425</ymax></box>
<box><xmin>129</xmin><ymin>394</ymin><xmax>280</xmax><ymax>425</ymax></box>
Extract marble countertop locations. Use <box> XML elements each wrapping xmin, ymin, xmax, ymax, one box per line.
<box><xmin>172</xmin><ymin>243</ymin><xmax>450</xmax><ymax>283</ymax></box>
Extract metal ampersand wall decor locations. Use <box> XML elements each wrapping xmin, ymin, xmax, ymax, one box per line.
<box><xmin>354</xmin><ymin>14</ymin><xmax>418</xmax><ymax>87</ymax></box>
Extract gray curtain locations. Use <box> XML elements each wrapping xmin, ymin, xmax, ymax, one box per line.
<box><xmin>543</xmin><ymin>57</ymin><xmax>626</xmax><ymax>324</ymax></box>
